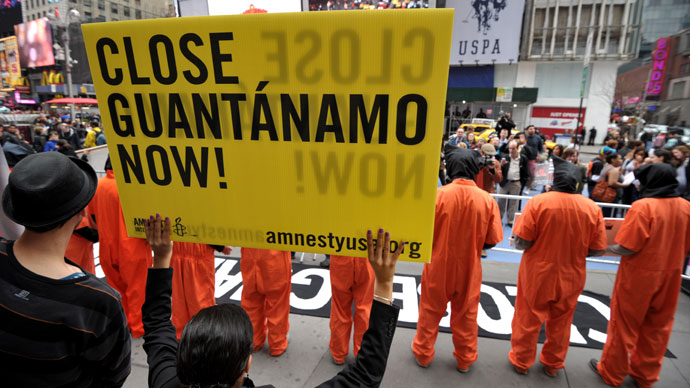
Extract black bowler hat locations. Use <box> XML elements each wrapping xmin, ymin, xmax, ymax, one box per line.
<box><xmin>2</xmin><ymin>152</ymin><xmax>98</xmax><ymax>229</ymax></box>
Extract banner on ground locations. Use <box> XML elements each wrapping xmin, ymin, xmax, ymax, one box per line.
<box><xmin>82</xmin><ymin>10</ymin><xmax>453</xmax><ymax>262</ymax></box>
<box><xmin>447</xmin><ymin>0</ymin><xmax>525</xmax><ymax>65</ymax></box>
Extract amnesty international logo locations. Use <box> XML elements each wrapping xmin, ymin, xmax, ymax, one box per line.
<box><xmin>172</xmin><ymin>217</ymin><xmax>187</xmax><ymax>237</ymax></box>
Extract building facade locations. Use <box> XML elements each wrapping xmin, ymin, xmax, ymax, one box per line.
<box><xmin>21</xmin><ymin>0</ymin><xmax>173</xmax><ymax>23</ymax></box>
<box><xmin>614</xmin><ymin>29</ymin><xmax>690</xmax><ymax>126</ymax></box>
<box><xmin>443</xmin><ymin>0</ymin><xmax>642</xmax><ymax>143</ymax></box>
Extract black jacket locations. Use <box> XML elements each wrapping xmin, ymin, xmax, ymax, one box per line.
<box><xmin>59</xmin><ymin>128</ymin><xmax>82</xmax><ymax>151</ymax></box>
<box><xmin>499</xmin><ymin>153</ymin><xmax>530</xmax><ymax>187</ymax></box>
<box><xmin>142</xmin><ymin>268</ymin><xmax>400</xmax><ymax>388</ymax></box>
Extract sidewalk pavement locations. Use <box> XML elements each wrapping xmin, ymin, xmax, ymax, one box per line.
<box><xmin>123</xmin><ymin>254</ymin><xmax>690</xmax><ymax>388</ymax></box>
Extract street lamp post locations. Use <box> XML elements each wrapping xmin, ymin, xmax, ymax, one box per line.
<box><xmin>62</xmin><ymin>28</ymin><xmax>75</xmax><ymax>120</ymax></box>
<box><xmin>49</xmin><ymin>9</ymin><xmax>80</xmax><ymax>120</ymax></box>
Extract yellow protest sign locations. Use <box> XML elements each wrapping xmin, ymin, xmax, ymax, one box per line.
<box><xmin>82</xmin><ymin>10</ymin><xmax>453</xmax><ymax>262</ymax></box>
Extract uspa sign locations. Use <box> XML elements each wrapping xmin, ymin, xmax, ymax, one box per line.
<box><xmin>447</xmin><ymin>0</ymin><xmax>525</xmax><ymax>65</ymax></box>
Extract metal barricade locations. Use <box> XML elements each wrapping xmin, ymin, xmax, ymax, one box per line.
<box><xmin>488</xmin><ymin>193</ymin><xmax>690</xmax><ymax>281</ymax></box>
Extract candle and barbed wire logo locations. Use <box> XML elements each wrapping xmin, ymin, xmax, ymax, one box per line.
<box><xmin>172</xmin><ymin>217</ymin><xmax>187</xmax><ymax>237</ymax></box>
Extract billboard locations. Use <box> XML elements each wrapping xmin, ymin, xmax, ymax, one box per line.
<box><xmin>14</xmin><ymin>18</ymin><xmax>55</xmax><ymax>68</ymax></box>
<box><xmin>530</xmin><ymin>106</ymin><xmax>586</xmax><ymax>138</ymax></box>
<box><xmin>307</xmin><ymin>0</ymin><xmax>433</xmax><ymax>11</ymax></box>
<box><xmin>0</xmin><ymin>0</ymin><xmax>23</xmax><ymax>37</ymax></box>
<box><xmin>207</xmin><ymin>0</ymin><xmax>302</xmax><ymax>14</ymax></box>
<box><xmin>447</xmin><ymin>0</ymin><xmax>525</xmax><ymax>65</ymax></box>
<box><xmin>0</xmin><ymin>36</ymin><xmax>21</xmax><ymax>91</ymax></box>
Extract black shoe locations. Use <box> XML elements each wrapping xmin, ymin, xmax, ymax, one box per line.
<box><xmin>589</xmin><ymin>359</ymin><xmax>602</xmax><ymax>379</ymax></box>
<box><xmin>319</xmin><ymin>257</ymin><xmax>330</xmax><ymax>268</ymax></box>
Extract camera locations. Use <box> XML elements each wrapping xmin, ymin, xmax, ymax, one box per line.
<box><xmin>480</xmin><ymin>155</ymin><xmax>495</xmax><ymax>167</ymax></box>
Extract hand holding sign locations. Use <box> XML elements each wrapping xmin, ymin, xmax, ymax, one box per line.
<box><xmin>368</xmin><ymin>228</ymin><xmax>404</xmax><ymax>302</ymax></box>
<box><xmin>145</xmin><ymin>214</ymin><xmax>173</xmax><ymax>268</ymax></box>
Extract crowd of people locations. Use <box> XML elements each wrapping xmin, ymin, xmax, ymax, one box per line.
<box><xmin>585</xmin><ymin>129</ymin><xmax>690</xmax><ymax>209</ymax></box>
<box><xmin>0</xmin><ymin>115</ymin><xmax>689</xmax><ymax>388</ymax></box>
<box><xmin>446</xmin><ymin>121</ymin><xmax>690</xmax><ymax>222</ymax></box>
<box><xmin>1</xmin><ymin>113</ymin><xmax>105</xmax><ymax>167</ymax></box>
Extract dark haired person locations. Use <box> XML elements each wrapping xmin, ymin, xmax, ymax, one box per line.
<box><xmin>671</xmin><ymin>145</ymin><xmax>689</xmax><ymax>198</ymax></box>
<box><xmin>598</xmin><ymin>153</ymin><xmax>629</xmax><ymax>217</ymax></box>
<box><xmin>524</xmin><ymin>125</ymin><xmax>544</xmax><ymax>191</ymax></box>
<box><xmin>649</xmin><ymin>148</ymin><xmax>672</xmax><ymax>164</ymax></box>
<box><xmin>0</xmin><ymin>153</ymin><xmax>131</xmax><ymax>386</ymax></box>
<box><xmin>591</xmin><ymin>163</ymin><xmax>690</xmax><ymax>388</ymax></box>
<box><xmin>412</xmin><ymin>145</ymin><xmax>503</xmax><ymax>372</ymax></box>
<box><xmin>508</xmin><ymin>157</ymin><xmax>606</xmax><ymax>377</ymax></box>
<box><xmin>142</xmin><ymin>216</ymin><xmax>403</xmax><ymax>388</ymax></box>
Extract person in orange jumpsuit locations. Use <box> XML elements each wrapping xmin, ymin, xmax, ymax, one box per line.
<box><xmin>240</xmin><ymin>248</ymin><xmax>291</xmax><ymax>356</ymax></box>
<box><xmin>170</xmin><ymin>242</ymin><xmax>230</xmax><ymax>339</ymax></box>
<box><xmin>88</xmin><ymin>159</ymin><xmax>152</xmax><ymax>337</ymax></box>
<box><xmin>508</xmin><ymin>156</ymin><xmax>607</xmax><ymax>376</ymax></box>
<box><xmin>591</xmin><ymin>163</ymin><xmax>690</xmax><ymax>388</ymax></box>
<box><xmin>412</xmin><ymin>145</ymin><xmax>503</xmax><ymax>372</ymax></box>
<box><xmin>64</xmin><ymin>215</ymin><xmax>98</xmax><ymax>274</ymax></box>
<box><xmin>328</xmin><ymin>255</ymin><xmax>375</xmax><ymax>365</ymax></box>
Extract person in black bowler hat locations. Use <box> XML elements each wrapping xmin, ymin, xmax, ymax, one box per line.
<box><xmin>0</xmin><ymin>152</ymin><xmax>131</xmax><ymax>387</ymax></box>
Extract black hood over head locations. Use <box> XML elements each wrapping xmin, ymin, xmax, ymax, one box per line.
<box><xmin>551</xmin><ymin>156</ymin><xmax>579</xmax><ymax>194</ymax></box>
<box><xmin>444</xmin><ymin>143</ymin><xmax>480</xmax><ymax>181</ymax></box>
<box><xmin>635</xmin><ymin>163</ymin><xmax>679</xmax><ymax>199</ymax></box>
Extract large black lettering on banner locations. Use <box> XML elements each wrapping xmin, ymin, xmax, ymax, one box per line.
<box><xmin>95</xmin><ymin>257</ymin><xmax>674</xmax><ymax>356</ymax></box>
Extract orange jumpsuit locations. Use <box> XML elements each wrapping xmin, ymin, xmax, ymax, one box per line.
<box><xmin>328</xmin><ymin>255</ymin><xmax>375</xmax><ymax>363</ymax></box>
<box><xmin>597</xmin><ymin>197</ymin><xmax>690</xmax><ymax>388</ymax></box>
<box><xmin>171</xmin><ymin>242</ymin><xmax>217</xmax><ymax>339</ymax></box>
<box><xmin>509</xmin><ymin>191</ymin><xmax>607</xmax><ymax>370</ymax></box>
<box><xmin>64</xmin><ymin>216</ymin><xmax>97</xmax><ymax>274</ymax></box>
<box><xmin>240</xmin><ymin>248</ymin><xmax>291</xmax><ymax>356</ymax></box>
<box><xmin>88</xmin><ymin>170</ymin><xmax>152</xmax><ymax>338</ymax></box>
<box><xmin>412</xmin><ymin>179</ymin><xmax>503</xmax><ymax>369</ymax></box>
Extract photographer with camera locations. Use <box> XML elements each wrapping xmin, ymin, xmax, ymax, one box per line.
<box><xmin>475</xmin><ymin>144</ymin><xmax>503</xmax><ymax>195</ymax></box>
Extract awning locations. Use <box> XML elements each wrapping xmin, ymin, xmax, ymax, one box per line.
<box><xmin>44</xmin><ymin>97</ymin><xmax>98</xmax><ymax>105</ymax></box>
<box><xmin>446</xmin><ymin>87</ymin><xmax>539</xmax><ymax>103</ymax></box>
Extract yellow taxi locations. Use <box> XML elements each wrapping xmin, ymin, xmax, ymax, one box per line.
<box><xmin>475</xmin><ymin>128</ymin><xmax>520</xmax><ymax>140</ymax></box>
<box><xmin>460</xmin><ymin>118</ymin><xmax>495</xmax><ymax>133</ymax></box>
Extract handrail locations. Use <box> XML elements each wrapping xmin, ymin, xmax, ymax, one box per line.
<box><xmin>489</xmin><ymin>248</ymin><xmax>690</xmax><ymax>280</ymax></box>
<box><xmin>490</xmin><ymin>193</ymin><xmax>633</xmax><ymax>209</ymax></box>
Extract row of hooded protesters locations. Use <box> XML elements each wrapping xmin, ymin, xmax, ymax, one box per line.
<box><xmin>1</xmin><ymin>145</ymin><xmax>688</xmax><ymax>388</ymax></box>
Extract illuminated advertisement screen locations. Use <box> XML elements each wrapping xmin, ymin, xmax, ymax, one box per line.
<box><xmin>307</xmin><ymin>0</ymin><xmax>433</xmax><ymax>11</ymax></box>
<box><xmin>0</xmin><ymin>36</ymin><xmax>22</xmax><ymax>91</ymax></box>
<box><xmin>14</xmin><ymin>18</ymin><xmax>55</xmax><ymax>68</ymax></box>
<box><xmin>207</xmin><ymin>0</ymin><xmax>302</xmax><ymax>15</ymax></box>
